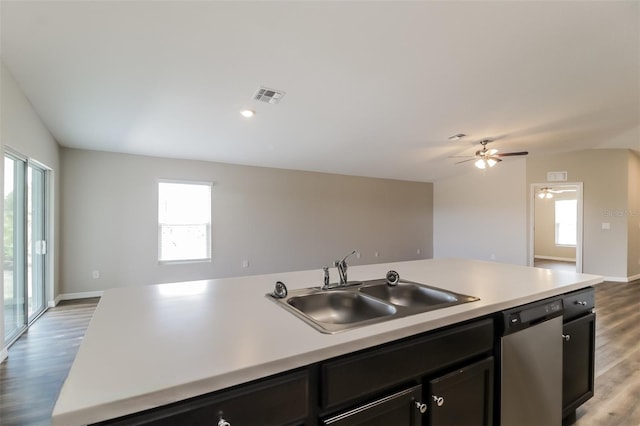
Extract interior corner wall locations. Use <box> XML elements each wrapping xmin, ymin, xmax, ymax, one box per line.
<box><xmin>0</xmin><ymin>62</ymin><xmax>61</xmax><ymax>353</ymax></box>
<box><xmin>527</xmin><ymin>149</ymin><xmax>629</xmax><ymax>279</ymax></box>
<box><xmin>628</xmin><ymin>150</ymin><xmax>640</xmax><ymax>278</ymax></box>
<box><xmin>60</xmin><ymin>148</ymin><xmax>433</xmax><ymax>294</ymax></box>
<box><xmin>433</xmin><ymin>158</ymin><xmax>528</xmax><ymax>266</ymax></box>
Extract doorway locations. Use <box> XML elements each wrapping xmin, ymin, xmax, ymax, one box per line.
<box><xmin>3</xmin><ymin>151</ymin><xmax>49</xmax><ymax>346</ymax></box>
<box><xmin>530</xmin><ymin>183</ymin><xmax>583</xmax><ymax>273</ymax></box>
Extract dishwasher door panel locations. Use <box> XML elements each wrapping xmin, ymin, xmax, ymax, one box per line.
<box><xmin>501</xmin><ymin>315</ymin><xmax>563</xmax><ymax>426</ymax></box>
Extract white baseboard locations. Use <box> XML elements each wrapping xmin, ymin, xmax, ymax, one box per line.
<box><xmin>0</xmin><ymin>347</ymin><xmax>7</xmax><ymax>364</ymax></box>
<box><xmin>54</xmin><ymin>291</ymin><xmax>104</xmax><ymax>306</ymax></box>
<box><xmin>603</xmin><ymin>275</ymin><xmax>639</xmax><ymax>283</ymax></box>
<box><xmin>534</xmin><ymin>255</ymin><xmax>576</xmax><ymax>262</ymax></box>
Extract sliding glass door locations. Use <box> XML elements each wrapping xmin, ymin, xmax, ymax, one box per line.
<box><xmin>28</xmin><ymin>164</ymin><xmax>47</xmax><ymax>321</ymax></box>
<box><xmin>3</xmin><ymin>152</ymin><xmax>48</xmax><ymax>345</ymax></box>
<box><xmin>4</xmin><ymin>155</ymin><xmax>26</xmax><ymax>343</ymax></box>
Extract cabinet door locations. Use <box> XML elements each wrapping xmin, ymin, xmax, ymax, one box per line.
<box><xmin>428</xmin><ymin>357</ymin><xmax>494</xmax><ymax>426</ymax></box>
<box><xmin>97</xmin><ymin>371</ymin><xmax>309</xmax><ymax>426</ymax></box>
<box><xmin>563</xmin><ymin>313</ymin><xmax>595</xmax><ymax>418</ymax></box>
<box><xmin>322</xmin><ymin>385</ymin><xmax>424</xmax><ymax>426</ymax></box>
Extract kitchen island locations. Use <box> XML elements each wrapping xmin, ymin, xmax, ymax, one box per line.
<box><xmin>52</xmin><ymin>259</ymin><xmax>602</xmax><ymax>425</ymax></box>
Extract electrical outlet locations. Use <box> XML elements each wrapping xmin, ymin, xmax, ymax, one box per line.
<box><xmin>417</xmin><ymin>249</ymin><xmax>421</xmax><ymax>255</ymax></box>
<box><xmin>356</xmin><ymin>251</ymin><xmax>361</xmax><ymax>259</ymax></box>
<box><xmin>242</xmin><ymin>260</ymin><xmax>249</xmax><ymax>268</ymax></box>
<box><xmin>92</xmin><ymin>270</ymin><xmax>100</xmax><ymax>279</ymax></box>
<box><xmin>374</xmin><ymin>251</ymin><xmax>379</xmax><ymax>257</ymax></box>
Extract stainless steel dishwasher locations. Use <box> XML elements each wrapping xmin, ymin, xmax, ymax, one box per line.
<box><xmin>500</xmin><ymin>297</ymin><xmax>564</xmax><ymax>426</ymax></box>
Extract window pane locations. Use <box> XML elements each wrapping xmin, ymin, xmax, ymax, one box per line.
<box><xmin>555</xmin><ymin>199</ymin><xmax>577</xmax><ymax>246</ymax></box>
<box><xmin>158</xmin><ymin>181</ymin><xmax>211</xmax><ymax>262</ymax></box>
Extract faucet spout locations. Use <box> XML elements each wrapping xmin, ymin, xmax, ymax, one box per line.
<box><xmin>335</xmin><ymin>250</ymin><xmax>357</xmax><ymax>286</ymax></box>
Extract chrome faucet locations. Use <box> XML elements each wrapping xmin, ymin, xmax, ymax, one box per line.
<box><xmin>335</xmin><ymin>250</ymin><xmax>357</xmax><ymax>286</ymax></box>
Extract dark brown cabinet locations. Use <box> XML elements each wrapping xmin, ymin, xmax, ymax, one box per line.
<box><xmin>322</xmin><ymin>385</ymin><xmax>424</xmax><ymax>426</ymax></box>
<box><xmin>96</xmin><ymin>370</ymin><xmax>310</xmax><ymax>426</ymax></box>
<box><xmin>428</xmin><ymin>357</ymin><xmax>494</xmax><ymax>426</ymax></box>
<box><xmin>320</xmin><ymin>319</ymin><xmax>494</xmax><ymax>426</ymax></box>
<box><xmin>562</xmin><ymin>288</ymin><xmax>596</xmax><ymax>423</ymax></box>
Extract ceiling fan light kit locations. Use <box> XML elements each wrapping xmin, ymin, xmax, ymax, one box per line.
<box><xmin>452</xmin><ymin>139</ymin><xmax>528</xmax><ymax>169</ymax></box>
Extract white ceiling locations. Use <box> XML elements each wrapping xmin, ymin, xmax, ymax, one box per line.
<box><xmin>1</xmin><ymin>1</ymin><xmax>639</xmax><ymax>182</ymax></box>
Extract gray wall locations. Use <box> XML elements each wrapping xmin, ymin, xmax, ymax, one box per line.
<box><xmin>534</xmin><ymin>191</ymin><xmax>577</xmax><ymax>260</ymax></box>
<box><xmin>1</xmin><ymin>62</ymin><xmax>61</xmax><ymax>354</ymax></box>
<box><xmin>433</xmin><ymin>158</ymin><xmax>528</xmax><ymax>265</ymax></box>
<box><xmin>60</xmin><ymin>148</ymin><xmax>433</xmax><ymax>294</ymax></box>
<box><xmin>527</xmin><ymin>149</ymin><xmax>631</xmax><ymax>279</ymax></box>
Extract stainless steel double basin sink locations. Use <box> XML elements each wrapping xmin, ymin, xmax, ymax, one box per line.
<box><xmin>269</xmin><ymin>279</ymin><xmax>479</xmax><ymax>334</ymax></box>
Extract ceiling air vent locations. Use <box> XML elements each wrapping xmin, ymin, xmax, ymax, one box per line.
<box><xmin>254</xmin><ymin>87</ymin><xmax>285</xmax><ymax>104</ymax></box>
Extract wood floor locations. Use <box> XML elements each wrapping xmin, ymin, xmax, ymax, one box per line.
<box><xmin>0</xmin><ymin>298</ymin><xmax>99</xmax><ymax>426</ymax></box>
<box><xmin>574</xmin><ymin>279</ymin><xmax>640</xmax><ymax>426</ymax></box>
<box><xmin>0</xmin><ymin>282</ymin><xmax>639</xmax><ymax>426</ymax></box>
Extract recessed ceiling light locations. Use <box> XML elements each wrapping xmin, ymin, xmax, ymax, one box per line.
<box><xmin>240</xmin><ymin>109</ymin><xmax>255</xmax><ymax>118</ymax></box>
<box><xmin>448</xmin><ymin>133</ymin><xmax>466</xmax><ymax>141</ymax></box>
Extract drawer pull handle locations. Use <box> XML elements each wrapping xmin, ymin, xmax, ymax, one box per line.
<box><xmin>415</xmin><ymin>401</ymin><xmax>427</xmax><ymax>414</ymax></box>
<box><xmin>218</xmin><ymin>418</ymin><xmax>231</xmax><ymax>426</ymax></box>
<box><xmin>562</xmin><ymin>334</ymin><xmax>571</xmax><ymax>342</ymax></box>
<box><xmin>432</xmin><ymin>395</ymin><xmax>445</xmax><ymax>407</ymax></box>
<box><xmin>576</xmin><ymin>301</ymin><xmax>587</xmax><ymax>306</ymax></box>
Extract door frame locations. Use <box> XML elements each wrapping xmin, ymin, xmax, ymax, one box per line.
<box><xmin>529</xmin><ymin>182</ymin><xmax>583</xmax><ymax>273</ymax></box>
<box><xmin>2</xmin><ymin>147</ymin><xmax>51</xmax><ymax>347</ymax></box>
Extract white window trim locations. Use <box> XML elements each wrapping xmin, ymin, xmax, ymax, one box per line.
<box><xmin>157</xmin><ymin>179</ymin><xmax>213</xmax><ymax>264</ymax></box>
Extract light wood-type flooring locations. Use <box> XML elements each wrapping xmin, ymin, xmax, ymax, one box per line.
<box><xmin>0</xmin><ymin>298</ymin><xmax>99</xmax><ymax>426</ymax></box>
<box><xmin>0</xmin><ymin>281</ymin><xmax>639</xmax><ymax>425</ymax></box>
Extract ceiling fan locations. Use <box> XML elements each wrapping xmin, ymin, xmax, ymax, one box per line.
<box><xmin>452</xmin><ymin>139</ymin><xmax>529</xmax><ymax>169</ymax></box>
<box><xmin>537</xmin><ymin>187</ymin><xmax>576</xmax><ymax>199</ymax></box>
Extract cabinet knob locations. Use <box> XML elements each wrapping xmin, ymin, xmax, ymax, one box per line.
<box><xmin>562</xmin><ymin>334</ymin><xmax>571</xmax><ymax>342</ymax></box>
<box><xmin>576</xmin><ymin>301</ymin><xmax>587</xmax><ymax>306</ymax></box>
<box><xmin>218</xmin><ymin>418</ymin><xmax>231</xmax><ymax>426</ymax></box>
<box><xmin>415</xmin><ymin>401</ymin><xmax>427</xmax><ymax>414</ymax></box>
<box><xmin>432</xmin><ymin>395</ymin><xmax>445</xmax><ymax>407</ymax></box>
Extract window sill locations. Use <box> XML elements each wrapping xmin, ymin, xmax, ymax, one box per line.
<box><xmin>158</xmin><ymin>258</ymin><xmax>212</xmax><ymax>265</ymax></box>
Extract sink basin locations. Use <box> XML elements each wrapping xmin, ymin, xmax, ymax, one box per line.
<box><xmin>359</xmin><ymin>282</ymin><xmax>458</xmax><ymax>307</ymax></box>
<box><xmin>268</xmin><ymin>278</ymin><xmax>479</xmax><ymax>334</ymax></box>
<box><xmin>287</xmin><ymin>291</ymin><xmax>396</xmax><ymax>324</ymax></box>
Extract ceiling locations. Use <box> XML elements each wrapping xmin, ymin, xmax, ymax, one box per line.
<box><xmin>1</xmin><ymin>1</ymin><xmax>639</xmax><ymax>182</ymax></box>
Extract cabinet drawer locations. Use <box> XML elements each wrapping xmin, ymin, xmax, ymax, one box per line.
<box><xmin>322</xmin><ymin>385</ymin><xmax>423</xmax><ymax>426</ymax></box>
<box><xmin>321</xmin><ymin>319</ymin><xmax>493</xmax><ymax>409</ymax></box>
<box><xmin>98</xmin><ymin>370</ymin><xmax>309</xmax><ymax>426</ymax></box>
<box><xmin>564</xmin><ymin>287</ymin><xmax>594</xmax><ymax>321</ymax></box>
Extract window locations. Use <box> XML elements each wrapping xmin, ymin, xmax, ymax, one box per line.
<box><xmin>555</xmin><ymin>199</ymin><xmax>577</xmax><ymax>246</ymax></box>
<box><xmin>158</xmin><ymin>181</ymin><xmax>212</xmax><ymax>262</ymax></box>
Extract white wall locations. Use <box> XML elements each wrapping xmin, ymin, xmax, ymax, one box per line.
<box><xmin>0</xmin><ymin>62</ymin><xmax>61</xmax><ymax>359</ymax></box>
<box><xmin>60</xmin><ymin>148</ymin><xmax>433</xmax><ymax>294</ymax></box>
<box><xmin>433</xmin><ymin>158</ymin><xmax>528</xmax><ymax>265</ymax></box>
<box><xmin>527</xmin><ymin>149</ymin><xmax>631</xmax><ymax>280</ymax></box>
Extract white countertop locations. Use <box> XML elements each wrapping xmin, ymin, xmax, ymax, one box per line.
<box><xmin>52</xmin><ymin>259</ymin><xmax>602</xmax><ymax>425</ymax></box>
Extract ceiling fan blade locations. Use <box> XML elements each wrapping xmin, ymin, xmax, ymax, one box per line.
<box><xmin>486</xmin><ymin>149</ymin><xmax>499</xmax><ymax>156</ymax></box>
<box><xmin>455</xmin><ymin>158</ymin><xmax>477</xmax><ymax>164</ymax></box>
<box><xmin>495</xmin><ymin>151</ymin><xmax>528</xmax><ymax>157</ymax></box>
